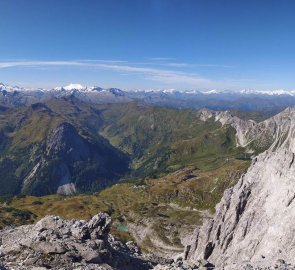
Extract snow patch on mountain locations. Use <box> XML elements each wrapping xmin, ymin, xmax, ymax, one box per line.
<box><xmin>0</xmin><ymin>82</ymin><xmax>22</xmax><ymax>92</ymax></box>
<box><xmin>200</xmin><ymin>89</ymin><xmax>221</xmax><ymax>95</ymax></box>
<box><xmin>241</xmin><ymin>89</ymin><xmax>295</xmax><ymax>96</ymax></box>
<box><xmin>63</xmin><ymin>83</ymin><xmax>85</xmax><ymax>91</ymax></box>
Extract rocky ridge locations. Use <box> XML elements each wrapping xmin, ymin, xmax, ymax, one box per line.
<box><xmin>198</xmin><ymin>107</ymin><xmax>295</xmax><ymax>151</ymax></box>
<box><xmin>0</xmin><ymin>213</ymin><xmax>152</xmax><ymax>270</ymax></box>
<box><xmin>0</xmin><ymin>212</ymin><xmax>218</xmax><ymax>270</ymax></box>
<box><xmin>187</xmin><ymin>107</ymin><xmax>295</xmax><ymax>269</ymax></box>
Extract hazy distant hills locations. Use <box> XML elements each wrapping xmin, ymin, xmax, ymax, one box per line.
<box><xmin>1</xmin><ymin>82</ymin><xmax>295</xmax><ymax>116</ymax></box>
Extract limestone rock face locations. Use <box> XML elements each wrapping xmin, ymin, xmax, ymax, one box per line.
<box><xmin>188</xmin><ymin>109</ymin><xmax>295</xmax><ymax>269</ymax></box>
<box><xmin>198</xmin><ymin>107</ymin><xmax>295</xmax><ymax>149</ymax></box>
<box><xmin>0</xmin><ymin>213</ymin><xmax>151</xmax><ymax>270</ymax></box>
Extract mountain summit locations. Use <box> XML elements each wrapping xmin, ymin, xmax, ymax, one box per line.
<box><xmin>53</xmin><ymin>83</ymin><xmax>86</xmax><ymax>91</ymax></box>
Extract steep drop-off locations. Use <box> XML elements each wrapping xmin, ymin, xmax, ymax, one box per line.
<box><xmin>187</xmin><ymin>108</ymin><xmax>295</xmax><ymax>269</ymax></box>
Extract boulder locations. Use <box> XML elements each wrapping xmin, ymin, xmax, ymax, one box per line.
<box><xmin>0</xmin><ymin>212</ymin><xmax>152</xmax><ymax>270</ymax></box>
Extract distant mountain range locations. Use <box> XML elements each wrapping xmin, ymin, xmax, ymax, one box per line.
<box><xmin>1</xmin><ymin>82</ymin><xmax>295</xmax><ymax>115</ymax></box>
<box><xmin>2</xmin><ymin>82</ymin><xmax>295</xmax><ymax>96</ymax></box>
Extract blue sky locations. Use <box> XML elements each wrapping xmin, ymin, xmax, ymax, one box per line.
<box><xmin>0</xmin><ymin>0</ymin><xmax>294</xmax><ymax>90</ymax></box>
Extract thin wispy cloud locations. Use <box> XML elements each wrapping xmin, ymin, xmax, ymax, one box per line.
<box><xmin>143</xmin><ymin>57</ymin><xmax>233</xmax><ymax>68</ymax></box>
<box><xmin>147</xmin><ymin>57</ymin><xmax>177</xmax><ymax>61</ymax></box>
<box><xmin>74</xmin><ymin>59</ymin><xmax>128</xmax><ymax>64</ymax></box>
<box><xmin>0</xmin><ymin>60</ymin><xmax>230</xmax><ymax>88</ymax></box>
<box><xmin>152</xmin><ymin>62</ymin><xmax>234</xmax><ymax>68</ymax></box>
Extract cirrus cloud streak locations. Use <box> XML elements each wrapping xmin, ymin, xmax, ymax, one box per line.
<box><xmin>0</xmin><ymin>60</ymin><xmax>229</xmax><ymax>88</ymax></box>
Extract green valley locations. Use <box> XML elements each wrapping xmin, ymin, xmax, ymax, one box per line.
<box><xmin>0</xmin><ymin>98</ymin><xmax>254</xmax><ymax>254</ymax></box>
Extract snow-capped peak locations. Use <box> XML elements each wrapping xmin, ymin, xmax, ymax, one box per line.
<box><xmin>63</xmin><ymin>84</ymin><xmax>86</xmax><ymax>91</ymax></box>
<box><xmin>162</xmin><ymin>88</ymin><xmax>178</xmax><ymax>94</ymax></box>
<box><xmin>200</xmin><ymin>89</ymin><xmax>221</xmax><ymax>95</ymax></box>
<box><xmin>87</xmin><ymin>86</ymin><xmax>103</xmax><ymax>92</ymax></box>
<box><xmin>183</xmin><ymin>90</ymin><xmax>201</xmax><ymax>94</ymax></box>
<box><xmin>53</xmin><ymin>83</ymin><xmax>86</xmax><ymax>91</ymax></box>
<box><xmin>53</xmin><ymin>84</ymin><xmax>106</xmax><ymax>92</ymax></box>
<box><xmin>0</xmin><ymin>83</ymin><xmax>22</xmax><ymax>92</ymax></box>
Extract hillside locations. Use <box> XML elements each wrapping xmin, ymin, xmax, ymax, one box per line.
<box><xmin>0</xmin><ymin>98</ymin><xmax>253</xmax><ymax>197</ymax></box>
<box><xmin>0</xmin><ymin>99</ymin><xmax>129</xmax><ymax>196</ymax></box>
<box><xmin>98</xmin><ymin>103</ymin><xmax>250</xmax><ymax>178</ymax></box>
<box><xmin>0</xmin><ymin>98</ymin><xmax>256</xmax><ymax>255</ymax></box>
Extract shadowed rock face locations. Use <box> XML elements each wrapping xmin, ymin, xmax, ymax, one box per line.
<box><xmin>46</xmin><ymin>122</ymin><xmax>91</xmax><ymax>162</ymax></box>
<box><xmin>22</xmin><ymin>122</ymin><xmax>130</xmax><ymax>196</ymax></box>
<box><xmin>0</xmin><ymin>213</ymin><xmax>152</xmax><ymax>270</ymax></box>
<box><xmin>187</xmin><ymin>109</ymin><xmax>295</xmax><ymax>269</ymax></box>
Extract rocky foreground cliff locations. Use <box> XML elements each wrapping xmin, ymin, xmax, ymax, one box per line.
<box><xmin>0</xmin><ymin>211</ymin><xmax>216</xmax><ymax>270</ymax></box>
<box><xmin>186</xmin><ymin>107</ymin><xmax>295</xmax><ymax>269</ymax></box>
<box><xmin>0</xmin><ymin>213</ymin><xmax>153</xmax><ymax>270</ymax></box>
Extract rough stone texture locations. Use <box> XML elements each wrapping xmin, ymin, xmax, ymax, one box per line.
<box><xmin>46</xmin><ymin>122</ymin><xmax>91</xmax><ymax>162</ymax></box>
<box><xmin>188</xmin><ymin>108</ymin><xmax>295</xmax><ymax>269</ymax></box>
<box><xmin>0</xmin><ymin>213</ymin><xmax>152</xmax><ymax>270</ymax></box>
<box><xmin>153</xmin><ymin>257</ymin><xmax>215</xmax><ymax>270</ymax></box>
<box><xmin>198</xmin><ymin>107</ymin><xmax>295</xmax><ymax>149</ymax></box>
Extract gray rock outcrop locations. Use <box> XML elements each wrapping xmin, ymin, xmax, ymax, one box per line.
<box><xmin>0</xmin><ymin>213</ymin><xmax>151</xmax><ymax>270</ymax></box>
<box><xmin>198</xmin><ymin>107</ymin><xmax>295</xmax><ymax>150</ymax></box>
<box><xmin>188</xmin><ymin>108</ymin><xmax>295</xmax><ymax>269</ymax></box>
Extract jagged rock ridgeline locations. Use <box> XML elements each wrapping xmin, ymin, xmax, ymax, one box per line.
<box><xmin>198</xmin><ymin>107</ymin><xmax>295</xmax><ymax>151</ymax></box>
<box><xmin>187</xmin><ymin>108</ymin><xmax>295</xmax><ymax>269</ymax></box>
<box><xmin>0</xmin><ymin>213</ymin><xmax>152</xmax><ymax>270</ymax></box>
<box><xmin>0</xmin><ymin>213</ymin><xmax>207</xmax><ymax>270</ymax></box>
